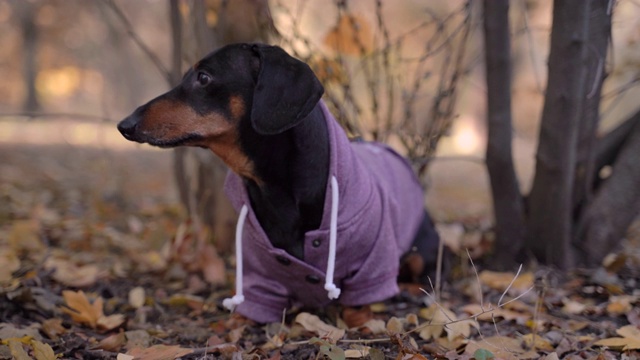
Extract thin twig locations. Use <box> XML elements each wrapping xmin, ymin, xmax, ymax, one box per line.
<box><xmin>101</xmin><ymin>0</ymin><xmax>172</xmax><ymax>85</ymax></box>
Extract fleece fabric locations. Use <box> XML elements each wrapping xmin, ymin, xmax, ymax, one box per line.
<box><xmin>223</xmin><ymin>100</ymin><xmax>425</xmax><ymax>323</ymax></box>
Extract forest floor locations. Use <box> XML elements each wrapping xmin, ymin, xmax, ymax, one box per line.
<box><xmin>1</xmin><ymin>140</ymin><xmax>640</xmax><ymax>360</ymax></box>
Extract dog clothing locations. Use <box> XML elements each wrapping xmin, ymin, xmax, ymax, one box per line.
<box><xmin>223</xmin><ymin>101</ymin><xmax>425</xmax><ymax>323</ymax></box>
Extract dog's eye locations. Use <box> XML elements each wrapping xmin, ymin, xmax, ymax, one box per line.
<box><xmin>197</xmin><ymin>72</ymin><xmax>211</xmax><ymax>86</ymax></box>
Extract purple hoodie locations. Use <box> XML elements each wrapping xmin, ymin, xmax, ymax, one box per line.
<box><xmin>223</xmin><ymin>101</ymin><xmax>425</xmax><ymax>323</ymax></box>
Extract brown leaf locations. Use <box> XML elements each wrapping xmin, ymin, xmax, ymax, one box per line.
<box><xmin>45</xmin><ymin>257</ymin><xmax>100</xmax><ymax>287</ymax></box>
<box><xmin>61</xmin><ymin>290</ymin><xmax>124</xmax><ymax>330</ymax></box>
<box><xmin>41</xmin><ymin>318</ymin><xmax>66</xmax><ymax>340</ymax></box>
<box><xmin>61</xmin><ymin>290</ymin><xmax>103</xmax><ymax>328</ymax></box>
<box><xmin>295</xmin><ymin>312</ymin><xmax>345</xmax><ymax>342</ymax></box>
<box><xmin>323</xmin><ymin>13</ymin><xmax>373</xmax><ymax>56</ymax></box>
<box><xmin>465</xmin><ymin>336</ymin><xmax>536</xmax><ymax>360</ymax></box>
<box><xmin>127</xmin><ymin>344</ymin><xmax>193</xmax><ymax>360</ymax></box>
<box><xmin>0</xmin><ymin>247</ymin><xmax>20</xmax><ymax>284</ymax></box>
<box><xmin>97</xmin><ymin>332</ymin><xmax>127</xmax><ymax>352</ymax></box>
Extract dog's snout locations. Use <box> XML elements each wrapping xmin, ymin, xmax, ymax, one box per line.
<box><xmin>117</xmin><ymin>114</ymin><xmax>140</xmax><ymax>140</ymax></box>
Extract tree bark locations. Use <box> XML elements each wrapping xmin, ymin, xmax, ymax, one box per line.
<box><xmin>576</xmin><ymin>112</ymin><xmax>640</xmax><ymax>265</ymax></box>
<box><xmin>482</xmin><ymin>0</ymin><xmax>525</xmax><ymax>270</ymax></box>
<box><xmin>572</xmin><ymin>0</ymin><xmax>612</xmax><ymax>217</ymax></box>
<box><xmin>525</xmin><ymin>0</ymin><xmax>591</xmax><ymax>268</ymax></box>
<box><xmin>172</xmin><ymin>0</ymin><xmax>276</xmax><ymax>255</ymax></box>
<box><xmin>16</xmin><ymin>0</ymin><xmax>41</xmax><ymax>112</ymax></box>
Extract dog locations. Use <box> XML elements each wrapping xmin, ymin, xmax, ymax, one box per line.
<box><xmin>118</xmin><ymin>43</ymin><xmax>442</xmax><ymax>327</ymax></box>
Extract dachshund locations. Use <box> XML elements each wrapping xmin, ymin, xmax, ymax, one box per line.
<box><xmin>118</xmin><ymin>43</ymin><xmax>442</xmax><ymax>328</ymax></box>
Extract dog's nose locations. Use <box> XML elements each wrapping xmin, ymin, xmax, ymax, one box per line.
<box><xmin>117</xmin><ymin>115</ymin><xmax>139</xmax><ymax>140</ymax></box>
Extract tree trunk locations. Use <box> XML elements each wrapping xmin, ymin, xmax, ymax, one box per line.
<box><xmin>572</xmin><ymin>0</ymin><xmax>612</xmax><ymax>218</ymax></box>
<box><xmin>16</xmin><ymin>0</ymin><xmax>40</xmax><ymax>112</ymax></box>
<box><xmin>482</xmin><ymin>0</ymin><xmax>525</xmax><ymax>270</ymax></box>
<box><xmin>576</xmin><ymin>109</ymin><xmax>640</xmax><ymax>265</ymax></box>
<box><xmin>525</xmin><ymin>0</ymin><xmax>591</xmax><ymax>269</ymax></box>
<box><xmin>172</xmin><ymin>0</ymin><xmax>276</xmax><ymax>255</ymax></box>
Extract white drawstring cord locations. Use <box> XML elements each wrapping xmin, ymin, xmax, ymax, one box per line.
<box><xmin>223</xmin><ymin>204</ymin><xmax>249</xmax><ymax>311</ymax></box>
<box><xmin>223</xmin><ymin>176</ymin><xmax>341</xmax><ymax>312</ymax></box>
<box><xmin>325</xmin><ymin>176</ymin><xmax>341</xmax><ymax>299</ymax></box>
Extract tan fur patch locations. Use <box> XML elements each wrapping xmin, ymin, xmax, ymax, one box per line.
<box><xmin>229</xmin><ymin>95</ymin><xmax>245</xmax><ymax>120</ymax></box>
<box><xmin>141</xmin><ymin>98</ymin><xmax>260</xmax><ymax>183</ymax></box>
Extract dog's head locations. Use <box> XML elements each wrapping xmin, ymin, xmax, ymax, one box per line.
<box><xmin>117</xmin><ymin>43</ymin><xmax>324</xmax><ymax>179</ymax></box>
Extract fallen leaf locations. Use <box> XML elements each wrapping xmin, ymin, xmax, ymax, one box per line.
<box><xmin>127</xmin><ymin>344</ymin><xmax>193</xmax><ymax>360</ymax></box>
<box><xmin>97</xmin><ymin>332</ymin><xmax>126</xmax><ymax>352</ymax></box>
<box><xmin>386</xmin><ymin>317</ymin><xmax>404</xmax><ymax>335</ymax></box>
<box><xmin>461</xmin><ymin>304</ymin><xmax>530</xmax><ymax>323</ymax></box>
<box><xmin>8</xmin><ymin>220</ymin><xmax>44</xmax><ymax>254</ymax></box>
<box><xmin>128</xmin><ymin>287</ymin><xmax>146</xmax><ymax>309</ymax></box>
<box><xmin>0</xmin><ymin>247</ymin><xmax>20</xmax><ymax>283</ymax></box>
<box><xmin>97</xmin><ymin>314</ymin><xmax>126</xmax><ymax>331</ymax></box>
<box><xmin>361</xmin><ymin>318</ymin><xmax>386</xmax><ymax>334</ymax></box>
<box><xmin>465</xmin><ymin>336</ymin><xmax>538</xmax><ymax>360</ymax></box>
<box><xmin>200</xmin><ymin>244</ymin><xmax>226</xmax><ymax>285</ymax></box>
<box><xmin>562</xmin><ymin>299</ymin><xmax>588</xmax><ymax>315</ymax></box>
<box><xmin>323</xmin><ymin>13</ymin><xmax>373</xmax><ymax>56</ymax></box>
<box><xmin>32</xmin><ymin>340</ymin><xmax>57</xmax><ymax>360</ymax></box>
<box><xmin>479</xmin><ymin>270</ymin><xmax>534</xmax><ymax>294</ymax></box>
<box><xmin>61</xmin><ymin>290</ymin><xmax>102</xmax><ymax>328</ymax></box>
<box><xmin>117</xmin><ymin>354</ymin><xmax>135</xmax><ymax>360</ymax></box>
<box><xmin>45</xmin><ymin>257</ymin><xmax>100</xmax><ymax>287</ymax></box>
<box><xmin>7</xmin><ymin>339</ymin><xmax>31</xmax><ymax>360</ymax></box>
<box><xmin>344</xmin><ymin>346</ymin><xmax>370</xmax><ymax>358</ymax></box>
<box><xmin>41</xmin><ymin>318</ymin><xmax>66</xmax><ymax>340</ymax></box>
<box><xmin>521</xmin><ymin>334</ymin><xmax>554</xmax><ymax>352</ymax></box>
<box><xmin>309</xmin><ymin>337</ymin><xmax>346</xmax><ymax>360</ymax></box>
<box><xmin>606</xmin><ymin>295</ymin><xmax>635</xmax><ymax>316</ymax></box>
<box><xmin>61</xmin><ymin>290</ymin><xmax>124</xmax><ymax>330</ymax></box>
<box><xmin>419</xmin><ymin>304</ymin><xmax>472</xmax><ymax>341</ymax></box>
<box><xmin>295</xmin><ymin>313</ymin><xmax>345</xmax><ymax>342</ymax></box>
<box><xmin>594</xmin><ymin>325</ymin><xmax>640</xmax><ymax>351</ymax></box>
<box><xmin>0</xmin><ymin>323</ymin><xmax>42</xmax><ymax>341</ymax></box>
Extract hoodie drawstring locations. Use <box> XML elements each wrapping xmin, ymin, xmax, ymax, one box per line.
<box><xmin>324</xmin><ymin>176</ymin><xmax>341</xmax><ymax>299</ymax></box>
<box><xmin>223</xmin><ymin>175</ymin><xmax>341</xmax><ymax>312</ymax></box>
<box><xmin>222</xmin><ymin>204</ymin><xmax>248</xmax><ymax>311</ymax></box>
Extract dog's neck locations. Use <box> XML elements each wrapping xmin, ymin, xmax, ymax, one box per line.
<box><xmin>239</xmin><ymin>104</ymin><xmax>330</xmax><ymax>259</ymax></box>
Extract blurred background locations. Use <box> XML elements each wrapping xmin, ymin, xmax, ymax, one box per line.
<box><xmin>1</xmin><ymin>0</ymin><xmax>639</xmax><ymax>273</ymax></box>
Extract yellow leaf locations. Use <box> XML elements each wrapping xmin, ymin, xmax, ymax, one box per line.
<box><xmin>595</xmin><ymin>325</ymin><xmax>640</xmax><ymax>350</ymax></box>
<box><xmin>7</xmin><ymin>339</ymin><xmax>31</xmax><ymax>360</ymax></box>
<box><xmin>479</xmin><ymin>270</ymin><xmax>534</xmax><ymax>294</ymax></box>
<box><xmin>419</xmin><ymin>304</ymin><xmax>456</xmax><ymax>340</ymax></box>
<box><xmin>521</xmin><ymin>334</ymin><xmax>554</xmax><ymax>351</ymax></box>
<box><xmin>32</xmin><ymin>340</ymin><xmax>57</xmax><ymax>360</ymax></box>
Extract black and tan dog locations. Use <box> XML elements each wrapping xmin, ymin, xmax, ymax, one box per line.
<box><xmin>118</xmin><ymin>43</ymin><xmax>441</xmax><ymax>327</ymax></box>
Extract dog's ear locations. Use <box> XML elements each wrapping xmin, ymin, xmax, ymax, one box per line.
<box><xmin>250</xmin><ymin>45</ymin><xmax>324</xmax><ymax>135</ymax></box>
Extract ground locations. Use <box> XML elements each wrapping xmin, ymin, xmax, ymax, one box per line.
<box><xmin>1</xmin><ymin>138</ymin><xmax>640</xmax><ymax>360</ymax></box>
